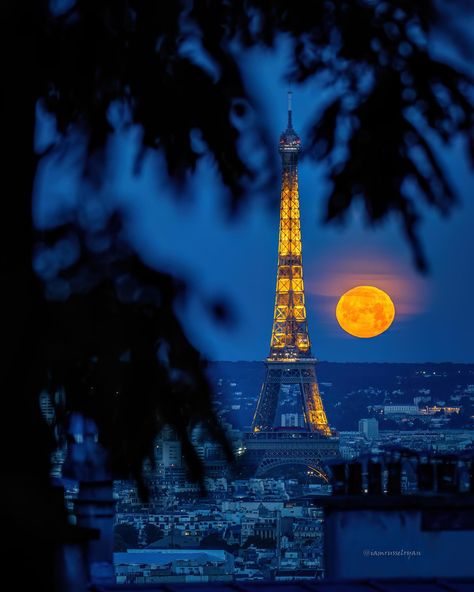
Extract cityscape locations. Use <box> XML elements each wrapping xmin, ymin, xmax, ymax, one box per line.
<box><xmin>5</xmin><ymin>3</ymin><xmax>474</xmax><ymax>591</ymax></box>
<box><xmin>110</xmin><ymin>361</ymin><xmax>474</xmax><ymax>584</ymax></box>
<box><xmin>57</xmin><ymin>95</ymin><xmax>473</xmax><ymax>585</ymax></box>
<box><xmin>35</xmin><ymin>85</ymin><xmax>474</xmax><ymax>590</ymax></box>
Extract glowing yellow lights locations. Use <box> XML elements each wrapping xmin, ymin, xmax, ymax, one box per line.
<box><xmin>253</xmin><ymin>104</ymin><xmax>332</xmax><ymax>439</ymax></box>
<box><xmin>270</xmin><ymin>171</ymin><xmax>311</xmax><ymax>355</ymax></box>
<box><xmin>336</xmin><ymin>285</ymin><xmax>395</xmax><ymax>338</ymax></box>
<box><xmin>306</xmin><ymin>390</ymin><xmax>331</xmax><ymax>436</ymax></box>
<box><xmin>278</xmin><ymin>173</ymin><xmax>302</xmax><ymax>258</ymax></box>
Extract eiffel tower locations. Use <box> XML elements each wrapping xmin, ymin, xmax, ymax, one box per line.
<box><xmin>243</xmin><ymin>92</ymin><xmax>339</xmax><ymax>480</ymax></box>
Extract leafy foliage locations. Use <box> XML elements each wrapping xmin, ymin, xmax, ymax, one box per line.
<box><xmin>143</xmin><ymin>523</ymin><xmax>164</xmax><ymax>545</ymax></box>
<box><xmin>10</xmin><ymin>0</ymin><xmax>474</xmax><ymax>491</ymax></box>
<box><xmin>38</xmin><ymin>2</ymin><xmax>474</xmax><ymax>271</ymax></box>
<box><xmin>36</xmin><ymin>219</ymin><xmax>232</xmax><ymax>493</ymax></box>
<box><xmin>115</xmin><ymin>523</ymin><xmax>139</xmax><ymax>548</ymax></box>
<box><xmin>1</xmin><ymin>6</ymin><xmax>471</xmax><ymax>588</ymax></box>
<box><xmin>243</xmin><ymin>534</ymin><xmax>276</xmax><ymax>549</ymax></box>
<box><xmin>199</xmin><ymin>532</ymin><xmax>237</xmax><ymax>552</ymax></box>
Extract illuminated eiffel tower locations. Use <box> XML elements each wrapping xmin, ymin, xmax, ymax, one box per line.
<box><xmin>243</xmin><ymin>93</ymin><xmax>339</xmax><ymax>480</ymax></box>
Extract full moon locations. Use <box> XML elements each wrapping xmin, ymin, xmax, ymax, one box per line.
<box><xmin>336</xmin><ymin>286</ymin><xmax>395</xmax><ymax>338</ymax></box>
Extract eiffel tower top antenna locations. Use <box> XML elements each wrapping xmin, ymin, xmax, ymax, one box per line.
<box><xmin>287</xmin><ymin>89</ymin><xmax>293</xmax><ymax>128</ymax></box>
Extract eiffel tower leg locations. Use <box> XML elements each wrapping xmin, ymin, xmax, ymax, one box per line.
<box><xmin>301</xmin><ymin>382</ymin><xmax>331</xmax><ymax>436</ymax></box>
<box><xmin>252</xmin><ymin>376</ymin><xmax>280</xmax><ymax>432</ymax></box>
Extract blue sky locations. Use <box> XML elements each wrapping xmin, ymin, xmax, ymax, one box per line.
<box><xmin>34</xmin><ymin>30</ymin><xmax>474</xmax><ymax>363</ymax></box>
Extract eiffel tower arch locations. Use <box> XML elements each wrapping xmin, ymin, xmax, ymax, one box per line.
<box><xmin>243</xmin><ymin>431</ymin><xmax>340</xmax><ymax>481</ymax></box>
<box><xmin>242</xmin><ymin>92</ymin><xmax>340</xmax><ymax>480</ymax></box>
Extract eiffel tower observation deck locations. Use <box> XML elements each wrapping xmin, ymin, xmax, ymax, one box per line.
<box><xmin>242</xmin><ymin>93</ymin><xmax>340</xmax><ymax>480</ymax></box>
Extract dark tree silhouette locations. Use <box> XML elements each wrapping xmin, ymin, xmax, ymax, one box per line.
<box><xmin>243</xmin><ymin>534</ymin><xmax>276</xmax><ymax>549</ymax></box>
<box><xmin>199</xmin><ymin>532</ymin><xmax>237</xmax><ymax>552</ymax></box>
<box><xmin>114</xmin><ymin>523</ymin><xmax>139</xmax><ymax>549</ymax></box>
<box><xmin>1</xmin><ymin>0</ymin><xmax>473</xmax><ymax>587</ymax></box>
<box><xmin>143</xmin><ymin>523</ymin><xmax>164</xmax><ymax>546</ymax></box>
<box><xmin>114</xmin><ymin>532</ymin><xmax>128</xmax><ymax>552</ymax></box>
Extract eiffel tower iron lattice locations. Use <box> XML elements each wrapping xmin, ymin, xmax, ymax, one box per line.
<box><xmin>244</xmin><ymin>93</ymin><xmax>339</xmax><ymax>478</ymax></box>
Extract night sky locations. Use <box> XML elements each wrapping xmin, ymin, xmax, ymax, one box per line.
<box><xmin>35</xmin><ymin>29</ymin><xmax>474</xmax><ymax>364</ymax></box>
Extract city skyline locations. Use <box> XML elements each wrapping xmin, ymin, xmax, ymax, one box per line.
<box><xmin>10</xmin><ymin>3</ymin><xmax>474</xmax><ymax>588</ymax></box>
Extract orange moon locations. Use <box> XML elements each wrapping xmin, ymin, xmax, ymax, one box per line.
<box><xmin>336</xmin><ymin>286</ymin><xmax>395</xmax><ymax>338</ymax></box>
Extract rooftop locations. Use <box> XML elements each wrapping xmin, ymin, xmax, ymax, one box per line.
<box><xmin>91</xmin><ymin>577</ymin><xmax>474</xmax><ymax>591</ymax></box>
<box><xmin>114</xmin><ymin>550</ymin><xmax>229</xmax><ymax>565</ymax></box>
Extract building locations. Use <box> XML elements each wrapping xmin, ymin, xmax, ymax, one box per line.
<box><xmin>161</xmin><ymin>440</ymin><xmax>182</xmax><ymax>468</ymax></box>
<box><xmin>114</xmin><ymin>549</ymin><xmax>234</xmax><ymax>584</ymax></box>
<box><xmin>358</xmin><ymin>418</ymin><xmax>379</xmax><ymax>440</ymax></box>
<box><xmin>322</xmin><ymin>494</ymin><xmax>474</xmax><ymax>579</ymax></box>
<box><xmin>281</xmin><ymin>413</ymin><xmax>304</xmax><ymax>428</ymax></box>
<box><xmin>384</xmin><ymin>405</ymin><xmax>420</xmax><ymax>416</ymax></box>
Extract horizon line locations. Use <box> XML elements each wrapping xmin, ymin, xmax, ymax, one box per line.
<box><xmin>207</xmin><ymin>360</ymin><xmax>474</xmax><ymax>365</ymax></box>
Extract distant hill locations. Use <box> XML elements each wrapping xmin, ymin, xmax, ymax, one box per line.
<box><xmin>207</xmin><ymin>361</ymin><xmax>474</xmax><ymax>431</ymax></box>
